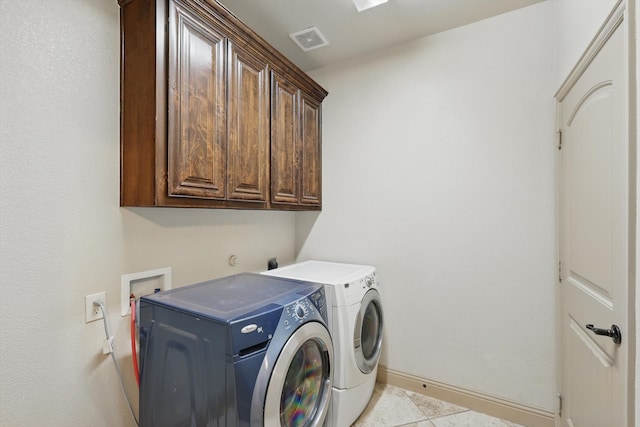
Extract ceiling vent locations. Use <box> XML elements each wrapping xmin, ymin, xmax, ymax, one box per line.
<box><xmin>289</xmin><ymin>26</ymin><xmax>329</xmax><ymax>52</ymax></box>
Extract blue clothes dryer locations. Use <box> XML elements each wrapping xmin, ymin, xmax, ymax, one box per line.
<box><xmin>138</xmin><ymin>273</ymin><xmax>334</xmax><ymax>427</ymax></box>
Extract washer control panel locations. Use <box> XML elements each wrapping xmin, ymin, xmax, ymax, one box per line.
<box><xmin>357</xmin><ymin>271</ymin><xmax>378</xmax><ymax>289</ymax></box>
<box><xmin>344</xmin><ymin>271</ymin><xmax>378</xmax><ymax>290</ymax></box>
<box><xmin>308</xmin><ymin>287</ymin><xmax>328</xmax><ymax>319</ymax></box>
<box><xmin>337</xmin><ymin>270</ymin><xmax>380</xmax><ymax>306</ymax></box>
<box><xmin>282</xmin><ymin>288</ymin><xmax>327</xmax><ymax>329</ymax></box>
<box><xmin>287</xmin><ymin>300</ymin><xmax>312</xmax><ymax>322</ymax></box>
<box><xmin>365</xmin><ymin>273</ymin><xmax>376</xmax><ymax>288</ymax></box>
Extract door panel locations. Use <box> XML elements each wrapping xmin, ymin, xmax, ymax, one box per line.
<box><xmin>300</xmin><ymin>94</ymin><xmax>322</xmax><ymax>206</ymax></box>
<box><xmin>557</xmin><ymin>4</ymin><xmax>628</xmax><ymax>426</ymax></box>
<box><xmin>168</xmin><ymin>1</ymin><xmax>227</xmax><ymax>199</ymax></box>
<box><xmin>271</xmin><ymin>72</ymin><xmax>300</xmax><ymax>204</ymax></box>
<box><xmin>565</xmin><ymin>318</ymin><xmax>612</xmax><ymax>427</ymax></box>
<box><xmin>227</xmin><ymin>42</ymin><xmax>269</xmax><ymax>201</ymax></box>
<box><xmin>566</xmin><ymin>81</ymin><xmax>614</xmax><ymax>296</ymax></box>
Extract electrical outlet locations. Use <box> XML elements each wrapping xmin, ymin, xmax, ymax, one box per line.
<box><xmin>121</xmin><ymin>267</ymin><xmax>172</xmax><ymax>316</ymax></box>
<box><xmin>85</xmin><ymin>291</ymin><xmax>106</xmax><ymax>323</ymax></box>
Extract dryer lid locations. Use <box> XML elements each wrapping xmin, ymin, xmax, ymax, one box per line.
<box><xmin>262</xmin><ymin>260</ymin><xmax>375</xmax><ymax>285</ymax></box>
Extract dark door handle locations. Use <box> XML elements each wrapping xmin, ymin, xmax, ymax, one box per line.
<box><xmin>586</xmin><ymin>324</ymin><xmax>622</xmax><ymax>345</ymax></box>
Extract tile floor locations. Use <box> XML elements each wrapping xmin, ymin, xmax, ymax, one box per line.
<box><xmin>352</xmin><ymin>383</ymin><xmax>525</xmax><ymax>427</ymax></box>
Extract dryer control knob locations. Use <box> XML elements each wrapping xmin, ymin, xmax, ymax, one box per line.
<box><xmin>365</xmin><ymin>276</ymin><xmax>373</xmax><ymax>287</ymax></box>
<box><xmin>295</xmin><ymin>305</ymin><xmax>306</xmax><ymax>319</ymax></box>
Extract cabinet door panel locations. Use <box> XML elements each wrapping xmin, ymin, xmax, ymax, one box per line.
<box><xmin>271</xmin><ymin>72</ymin><xmax>299</xmax><ymax>204</ymax></box>
<box><xmin>227</xmin><ymin>42</ymin><xmax>269</xmax><ymax>201</ymax></box>
<box><xmin>300</xmin><ymin>94</ymin><xmax>321</xmax><ymax>206</ymax></box>
<box><xmin>168</xmin><ymin>1</ymin><xmax>226</xmax><ymax>199</ymax></box>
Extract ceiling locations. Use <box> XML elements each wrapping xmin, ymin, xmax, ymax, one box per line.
<box><xmin>216</xmin><ymin>0</ymin><xmax>545</xmax><ymax>72</ymax></box>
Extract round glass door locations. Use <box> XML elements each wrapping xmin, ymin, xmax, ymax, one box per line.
<box><xmin>264</xmin><ymin>322</ymin><xmax>334</xmax><ymax>427</ymax></box>
<box><xmin>354</xmin><ymin>289</ymin><xmax>383</xmax><ymax>374</ymax></box>
<box><xmin>280</xmin><ymin>340</ymin><xmax>325</xmax><ymax>426</ymax></box>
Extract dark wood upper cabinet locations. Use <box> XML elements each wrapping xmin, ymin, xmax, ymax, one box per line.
<box><xmin>167</xmin><ymin>0</ymin><xmax>227</xmax><ymax>200</ymax></box>
<box><xmin>119</xmin><ymin>0</ymin><xmax>327</xmax><ymax>210</ymax></box>
<box><xmin>299</xmin><ymin>93</ymin><xmax>322</xmax><ymax>206</ymax></box>
<box><xmin>227</xmin><ymin>41</ymin><xmax>270</xmax><ymax>202</ymax></box>
<box><xmin>271</xmin><ymin>72</ymin><xmax>300</xmax><ymax>205</ymax></box>
<box><xmin>270</xmin><ymin>72</ymin><xmax>322</xmax><ymax>207</ymax></box>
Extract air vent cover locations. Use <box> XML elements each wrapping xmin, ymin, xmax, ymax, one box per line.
<box><xmin>289</xmin><ymin>26</ymin><xmax>329</xmax><ymax>52</ymax></box>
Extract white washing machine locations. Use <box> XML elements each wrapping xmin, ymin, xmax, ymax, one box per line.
<box><xmin>263</xmin><ymin>260</ymin><xmax>384</xmax><ymax>426</ymax></box>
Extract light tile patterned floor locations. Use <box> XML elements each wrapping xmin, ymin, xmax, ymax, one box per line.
<box><xmin>352</xmin><ymin>383</ymin><xmax>525</xmax><ymax>427</ymax></box>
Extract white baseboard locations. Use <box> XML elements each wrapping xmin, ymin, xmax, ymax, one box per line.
<box><xmin>377</xmin><ymin>366</ymin><xmax>556</xmax><ymax>427</ymax></box>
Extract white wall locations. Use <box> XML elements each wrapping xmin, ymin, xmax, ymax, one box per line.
<box><xmin>0</xmin><ymin>1</ymin><xmax>296</xmax><ymax>425</ymax></box>
<box><xmin>299</xmin><ymin>0</ymin><xmax>619</xmax><ymax>414</ymax></box>
<box><xmin>0</xmin><ymin>0</ymin><xmax>623</xmax><ymax>424</ymax></box>
<box><xmin>302</xmin><ymin>1</ymin><xmax>558</xmax><ymax>411</ymax></box>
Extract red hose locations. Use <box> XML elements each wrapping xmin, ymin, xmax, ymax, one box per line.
<box><xmin>130</xmin><ymin>297</ymin><xmax>140</xmax><ymax>387</ymax></box>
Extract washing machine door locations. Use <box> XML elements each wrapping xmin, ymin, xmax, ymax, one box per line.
<box><xmin>263</xmin><ymin>322</ymin><xmax>334</xmax><ymax>427</ymax></box>
<box><xmin>354</xmin><ymin>289</ymin><xmax>383</xmax><ymax>374</ymax></box>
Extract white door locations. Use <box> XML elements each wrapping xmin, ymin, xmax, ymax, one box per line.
<box><xmin>556</xmin><ymin>2</ymin><xmax>630</xmax><ymax>426</ymax></box>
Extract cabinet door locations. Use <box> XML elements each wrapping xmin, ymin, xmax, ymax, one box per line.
<box><xmin>167</xmin><ymin>0</ymin><xmax>227</xmax><ymax>199</ymax></box>
<box><xmin>299</xmin><ymin>93</ymin><xmax>322</xmax><ymax>206</ymax></box>
<box><xmin>270</xmin><ymin>72</ymin><xmax>300</xmax><ymax>205</ymax></box>
<box><xmin>227</xmin><ymin>42</ymin><xmax>269</xmax><ymax>202</ymax></box>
